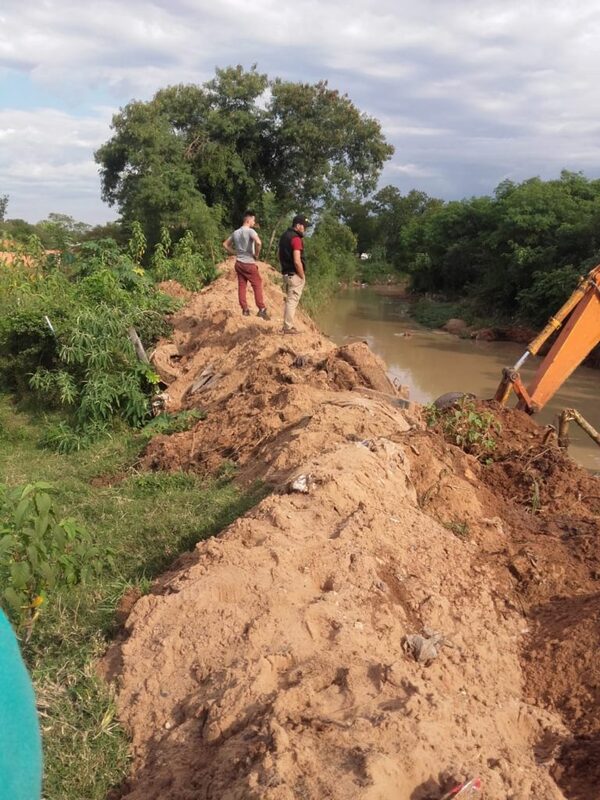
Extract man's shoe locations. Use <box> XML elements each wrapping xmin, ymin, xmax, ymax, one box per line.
<box><xmin>242</xmin><ymin>309</ymin><xmax>250</xmax><ymax>316</ymax></box>
<box><xmin>283</xmin><ymin>327</ymin><xmax>300</xmax><ymax>335</ymax></box>
<box><xmin>257</xmin><ymin>308</ymin><xmax>270</xmax><ymax>320</ymax></box>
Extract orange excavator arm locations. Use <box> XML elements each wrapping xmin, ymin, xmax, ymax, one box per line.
<box><xmin>495</xmin><ymin>265</ymin><xmax>600</xmax><ymax>413</ymax></box>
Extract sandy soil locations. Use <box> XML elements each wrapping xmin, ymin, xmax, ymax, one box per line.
<box><xmin>106</xmin><ymin>261</ymin><xmax>599</xmax><ymax>800</ymax></box>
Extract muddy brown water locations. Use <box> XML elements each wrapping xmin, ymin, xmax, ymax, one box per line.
<box><xmin>316</xmin><ymin>287</ymin><xmax>600</xmax><ymax>472</ymax></box>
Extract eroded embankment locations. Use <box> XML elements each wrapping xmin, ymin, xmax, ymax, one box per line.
<box><xmin>109</xmin><ymin>262</ymin><xmax>599</xmax><ymax>800</ymax></box>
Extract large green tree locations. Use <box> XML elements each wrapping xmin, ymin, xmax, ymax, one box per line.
<box><xmin>95</xmin><ymin>66</ymin><xmax>393</xmax><ymax>243</ymax></box>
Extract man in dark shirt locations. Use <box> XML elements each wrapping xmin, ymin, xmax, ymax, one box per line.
<box><xmin>278</xmin><ymin>215</ymin><xmax>309</xmax><ymax>334</ymax></box>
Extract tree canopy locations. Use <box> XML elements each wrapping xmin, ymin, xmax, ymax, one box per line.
<box><xmin>95</xmin><ymin>65</ymin><xmax>394</xmax><ymax>242</ymax></box>
<box><xmin>398</xmin><ymin>171</ymin><xmax>600</xmax><ymax>324</ymax></box>
<box><xmin>338</xmin><ymin>170</ymin><xmax>600</xmax><ymax>326</ymax></box>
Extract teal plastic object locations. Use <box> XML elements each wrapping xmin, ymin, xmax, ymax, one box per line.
<box><xmin>0</xmin><ymin>611</ymin><xmax>42</xmax><ymax>800</ymax></box>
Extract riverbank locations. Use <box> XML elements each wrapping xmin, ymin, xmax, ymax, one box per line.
<box><xmin>405</xmin><ymin>294</ymin><xmax>600</xmax><ymax>366</ymax></box>
<box><xmin>107</xmin><ymin>261</ymin><xmax>599</xmax><ymax>800</ymax></box>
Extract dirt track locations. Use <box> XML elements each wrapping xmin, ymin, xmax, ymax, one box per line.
<box><xmin>108</xmin><ymin>262</ymin><xmax>599</xmax><ymax>800</ymax></box>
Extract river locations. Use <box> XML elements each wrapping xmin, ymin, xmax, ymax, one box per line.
<box><xmin>316</xmin><ymin>287</ymin><xmax>600</xmax><ymax>472</ymax></box>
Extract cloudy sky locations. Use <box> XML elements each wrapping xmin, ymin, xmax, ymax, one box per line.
<box><xmin>2</xmin><ymin>0</ymin><xmax>600</xmax><ymax>223</ymax></box>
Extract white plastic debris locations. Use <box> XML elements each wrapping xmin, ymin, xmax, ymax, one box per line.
<box><xmin>290</xmin><ymin>474</ymin><xmax>311</xmax><ymax>493</ymax></box>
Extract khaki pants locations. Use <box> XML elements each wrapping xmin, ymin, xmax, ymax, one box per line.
<box><xmin>283</xmin><ymin>273</ymin><xmax>305</xmax><ymax>330</ymax></box>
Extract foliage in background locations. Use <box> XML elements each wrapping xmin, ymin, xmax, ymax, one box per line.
<box><xmin>355</xmin><ymin>246</ymin><xmax>402</xmax><ymax>284</ymax></box>
<box><xmin>302</xmin><ymin>213</ymin><xmax>358</xmax><ymax>312</ymax></box>
<box><xmin>151</xmin><ymin>226</ymin><xmax>219</xmax><ymax>289</ymax></box>
<box><xmin>426</xmin><ymin>398</ymin><xmax>501</xmax><ymax>462</ymax></box>
<box><xmin>0</xmin><ymin>227</ymin><xmax>218</xmax><ymax>450</ymax></box>
<box><xmin>410</xmin><ymin>297</ymin><xmax>485</xmax><ymax>330</ymax></box>
<box><xmin>332</xmin><ymin>170</ymin><xmax>600</xmax><ymax>331</ymax></box>
<box><xmin>0</xmin><ymin>207</ymin><xmax>128</xmax><ymax>249</ymax></box>
<box><xmin>95</xmin><ymin>65</ymin><xmax>393</xmax><ymax>243</ymax></box>
<box><xmin>401</xmin><ymin>171</ymin><xmax>600</xmax><ymax>324</ymax></box>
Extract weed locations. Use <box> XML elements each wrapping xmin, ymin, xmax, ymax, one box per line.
<box><xmin>216</xmin><ymin>459</ymin><xmax>239</xmax><ymax>484</ymax></box>
<box><xmin>529</xmin><ymin>476</ymin><xmax>541</xmax><ymax>514</ymax></box>
<box><xmin>125</xmin><ymin>471</ymin><xmax>199</xmax><ymax>497</ymax></box>
<box><xmin>426</xmin><ymin>398</ymin><xmax>501</xmax><ymax>462</ymax></box>
<box><xmin>141</xmin><ymin>409</ymin><xmax>205</xmax><ymax>439</ymax></box>
<box><xmin>442</xmin><ymin>520</ymin><xmax>471</xmax><ymax>539</ymax></box>
<box><xmin>0</xmin><ymin>482</ymin><xmax>107</xmax><ymax>631</ymax></box>
<box><xmin>39</xmin><ymin>419</ymin><xmax>111</xmax><ymax>454</ymax></box>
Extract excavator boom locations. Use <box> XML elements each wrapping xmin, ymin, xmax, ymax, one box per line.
<box><xmin>521</xmin><ymin>268</ymin><xmax>600</xmax><ymax>411</ymax></box>
<box><xmin>495</xmin><ymin>265</ymin><xmax>600</xmax><ymax>413</ymax></box>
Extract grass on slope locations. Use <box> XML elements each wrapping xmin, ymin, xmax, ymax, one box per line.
<box><xmin>0</xmin><ymin>394</ymin><xmax>266</xmax><ymax>800</ymax></box>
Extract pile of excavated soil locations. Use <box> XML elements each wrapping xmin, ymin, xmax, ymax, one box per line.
<box><xmin>108</xmin><ymin>262</ymin><xmax>599</xmax><ymax>800</ymax></box>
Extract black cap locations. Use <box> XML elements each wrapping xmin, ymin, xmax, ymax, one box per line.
<box><xmin>292</xmin><ymin>214</ymin><xmax>310</xmax><ymax>227</ymax></box>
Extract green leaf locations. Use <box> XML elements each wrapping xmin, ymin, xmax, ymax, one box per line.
<box><xmin>34</xmin><ymin>513</ymin><xmax>50</xmax><ymax>539</ymax></box>
<box><xmin>10</xmin><ymin>561</ymin><xmax>31</xmax><ymax>590</ymax></box>
<box><xmin>39</xmin><ymin>561</ymin><xmax>56</xmax><ymax>589</ymax></box>
<box><xmin>26</xmin><ymin>545</ymin><xmax>39</xmax><ymax>570</ymax></box>
<box><xmin>32</xmin><ymin>482</ymin><xmax>55</xmax><ymax>492</ymax></box>
<box><xmin>52</xmin><ymin>525</ymin><xmax>66</xmax><ymax>551</ymax></box>
<box><xmin>14</xmin><ymin>497</ymin><xmax>31</xmax><ymax>528</ymax></box>
<box><xmin>0</xmin><ymin>535</ymin><xmax>16</xmax><ymax>557</ymax></box>
<box><xmin>59</xmin><ymin>519</ymin><xmax>81</xmax><ymax>541</ymax></box>
<box><xmin>35</xmin><ymin>492</ymin><xmax>52</xmax><ymax>517</ymax></box>
<box><xmin>3</xmin><ymin>587</ymin><xmax>23</xmax><ymax>612</ymax></box>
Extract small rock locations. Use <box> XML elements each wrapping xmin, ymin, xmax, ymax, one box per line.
<box><xmin>403</xmin><ymin>629</ymin><xmax>450</xmax><ymax>664</ymax></box>
<box><xmin>443</xmin><ymin>318</ymin><xmax>469</xmax><ymax>336</ymax></box>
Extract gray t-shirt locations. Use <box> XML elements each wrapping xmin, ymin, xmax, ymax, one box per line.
<box><xmin>231</xmin><ymin>226</ymin><xmax>258</xmax><ymax>264</ymax></box>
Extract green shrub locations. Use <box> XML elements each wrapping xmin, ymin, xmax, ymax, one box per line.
<box><xmin>151</xmin><ymin>227</ymin><xmax>219</xmax><ymax>290</ymax></box>
<box><xmin>516</xmin><ymin>265</ymin><xmax>581</xmax><ymax>326</ymax></box>
<box><xmin>411</xmin><ymin>298</ymin><xmax>469</xmax><ymax>328</ymax></box>
<box><xmin>0</xmin><ymin>482</ymin><xmax>106</xmax><ymax>629</ymax></box>
<box><xmin>0</xmin><ymin>235</ymin><xmax>186</xmax><ymax>443</ymax></box>
<box><xmin>426</xmin><ymin>398</ymin><xmax>501</xmax><ymax>462</ymax></box>
<box><xmin>141</xmin><ymin>409</ymin><xmax>206</xmax><ymax>439</ymax></box>
<box><xmin>303</xmin><ymin>213</ymin><xmax>357</xmax><ymax>312</ymax></box>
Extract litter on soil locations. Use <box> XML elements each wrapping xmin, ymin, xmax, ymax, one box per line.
<box><xmin>105</xmin><ymin>261</ymin><xmax>599</xmax><ymax>800</ymax></box>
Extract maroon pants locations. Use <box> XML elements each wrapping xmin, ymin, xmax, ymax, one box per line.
<box><xmin>235</xmin><ymin>260</ymin><xmax>266</xmax><ymax>310</ymax></box>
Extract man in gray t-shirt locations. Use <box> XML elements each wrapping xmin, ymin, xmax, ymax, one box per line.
<box><xmin>223</xmin><ymin>210</ymin><xmax>269</xmax><ymax>319</ymax></box>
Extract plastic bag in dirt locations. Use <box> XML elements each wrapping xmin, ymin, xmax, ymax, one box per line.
<box><xmin>440</xmin><ymin>777</ymin><xmax>482</xmax><ymax>799</ymax></box>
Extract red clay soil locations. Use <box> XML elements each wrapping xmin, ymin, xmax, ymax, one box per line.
<box><xmin>107</xmin><ymin>261</ymin><xmax>599</xmax><ymax>800</ymax></box>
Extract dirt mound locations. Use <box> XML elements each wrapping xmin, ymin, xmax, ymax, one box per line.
<box><xmin>156</xmin><ymin>280</ymin><xmax>194</xmax><ymax>301</ymax></box>
<box><xmin>109</xmin><ymin>262</ymin><xmax>599</xmax><ymax>800</ymax></box>
<box><xmin>144</xmin><ymin>261</ymin><xmax>404</xmax><ymax>479</ymax></box>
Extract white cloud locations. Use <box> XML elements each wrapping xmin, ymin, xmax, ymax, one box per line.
<box><xmin>0</xmin><ymin>108</ymin><xmax>113</xmax><ymax>221</ymax></box>
<box><xmin>2</xmin><ymin>1</ymin><xmax>600</xmax><ymax>218</ymax></box>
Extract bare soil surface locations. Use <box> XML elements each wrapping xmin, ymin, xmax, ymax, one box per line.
<box><xmin>108</xmin><ymin>261</ymin><xmax>599</xmax><ymax>800</ymax></box>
